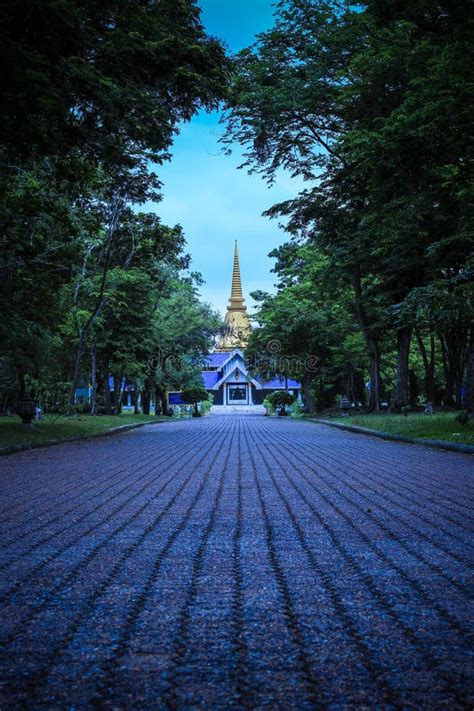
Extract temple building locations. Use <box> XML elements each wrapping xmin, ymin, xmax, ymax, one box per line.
<box><xmin>78</xmin><ymin>241</ymin><xmax>302</xmax><ymax>412</ymax></box>
<box><xmin>200</xmin><ymin>241</ymin><xmax>301</xmax><ymax>408</ymax></box>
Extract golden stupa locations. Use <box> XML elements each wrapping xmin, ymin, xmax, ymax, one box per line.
<box><xmin>215</xmin><ymin>241</ymin><xmax>251</xmax><ymax>351</ymax></box>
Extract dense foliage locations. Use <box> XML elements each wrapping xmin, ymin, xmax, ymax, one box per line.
<box><xmin>225</xmin><ymin>0</ymin><xmax>474</xmax><ymax>412</ymax></box>
<box><xmin>2</xmin><ymin>0</ymin><xmax>472</xmax><ymax>417</ymax></box>
<box><xmin>0</xmin><ymin>0</ymin><xmax>227</xmax><ymax>413</ymax></box>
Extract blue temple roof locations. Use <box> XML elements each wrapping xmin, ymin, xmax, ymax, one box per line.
<box><xmin>202</xmin><ymin>370</ymin><xmax>221</xmax><ymax>388</ymax></box>
<box><xmin>205</xmin><ymin>352</ymin><xmax>231</xmax><ymax>366</ymax></box>
<box><xmin>261</xmin><ymin>376</ymin><xmax>301</xmax><ymax>389</ymax></box>
<box><xmin>202</xmin><ymin>349</ymin><xmax>301</xmax><ymax>389</ymax></box>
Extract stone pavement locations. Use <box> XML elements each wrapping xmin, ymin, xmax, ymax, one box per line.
<box><xmin>210</xmin><ymin>405</ymin><xmax>265</xmax><ymax>414</ymax></box>
<box><xmin>0</xmin><ymin>416</ymin><xmax>472</xmax><ymax>709</ymax></box>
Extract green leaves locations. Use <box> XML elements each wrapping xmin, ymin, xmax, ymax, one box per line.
<box><xmin>0</xmin><ymin>0</ymin><xmax>229</xmax><ymax>166</ymax></box>
<box><xmin>0</xmin><ymin>0</ymin><xmax>230</xmax><ymax>403</ymax></box>
<box><xmin>225</xmin><ymin>0</ymin><xmax>473</xmax><ymax>409</ymax></box>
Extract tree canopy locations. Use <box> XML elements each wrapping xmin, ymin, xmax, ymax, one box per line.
<box><xmin>0</xmin><ymin>0</ymin><xmax>228</xmax><ymax>414</ymax></box>
<box><xmin>225</xmin><ymin>0</ymin><xmax>474</xmax><ymax>412</ymax></box>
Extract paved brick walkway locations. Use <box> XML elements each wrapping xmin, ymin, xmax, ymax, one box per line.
<box><xmin>0</xmin><ymin>416</ymin><xmax>472</xmax><ymax>709</ymax></box>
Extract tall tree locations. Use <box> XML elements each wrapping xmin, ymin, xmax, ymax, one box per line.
<box><xmin>224</xmin><ymin>0</ymin><xmax>473</xmax><ymax>410</ymax></box>
<box><xmin>0</xmin><ymin>0</ymin><xmax>228</xmax><ymax>167</ymax></box>
<box><xmin>148</xmin><ymin>277</ymin><xmax>222</xmax><ymax>414</ymax></box>
<box><xmin>0</xmin><ymin>0</ymin><xmax>229</xmax><ymax>401</ymax></box>
<box><xmin>246</xmin><ymin>244</ymin><xmax>367</xmax><ymax>412</ymax></box>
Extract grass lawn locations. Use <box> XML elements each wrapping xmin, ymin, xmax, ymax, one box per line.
<box><xmin>0</xmin><ymin>412</ymin><xmax>170</xmax><ymax>450</ymax></box>
<box><xmin>329</xmin><ymin>413</ymin><xmax>474</xmax><ymax>445</ymax></box>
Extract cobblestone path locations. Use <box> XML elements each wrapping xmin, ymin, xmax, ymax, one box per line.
<box><xmin>0</xmin><ymin>416</ymin><xmax>472</xmax><ymax>709</ymax></box>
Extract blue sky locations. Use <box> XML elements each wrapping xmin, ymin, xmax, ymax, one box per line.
<box><xmin>146</xmin><ymin>0</ymin><xmax>301</xmax><ymax>316</ymax></box>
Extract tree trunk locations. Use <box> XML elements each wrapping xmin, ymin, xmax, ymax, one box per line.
<box><xmin>439</xmin><ymin>335</ymin><xmax>448</xmax><ymax>382</ymax></box>
<box><xmin>160</xmin><ymin>390</ymin><xmax>168</xmax><ymax>416</ymax></box>
<box><xmin>90</xmin><ymin>341</ymin><xmax>97</xmax><ymax>415</ymax></box>
<box><xmin>395</xmin><ymin>327</ymin><xmax>412</xmax><ymax>405</ymax></box>
<box><xmin>440</xmin><ymin>332</ymin><xmax>467</xmax><ymax>407</ymax></box>
<box><xmin>353</xmin><ymin>370</ymin><xmax>366</xmax><ymax>405</ymax></box>
<box><xmin>154</xmin><ymin>384</ymin><xmax>167</xmax><ymax>416</ymax></box>
<box><xmin>141</xmin><ymin>387</ymin><xmax>150</xmax><ymax>415</ymax></box>
<box><xmin>68</xmin><ymin>332</ymin><xmax>86</xmax><ymax>408</ymax></box>
<box><xmin>439</xmin><ymin>335</ymin><xmax>453</xmax><ymax>405</ymax></box>
<box><xmin>347</xmin><ymin>362</ymin><xmax>355</xmax><ymax>403</ymax></box>
<box><xmin>367</xmin><ymin>346</ymin><xmax>381</xmax><ymax>412</ymax></box>
<box><xmin>68</xmin><ymin>199</ymin><xmax>125</xmax><ymax>411</ymax></box>
<box><xmin>134</xmin><ymin>387</ymin><xmax>140</xmax><ymax>414</ymax></box>
<box><xmin>16</xmin><ymin>364</ymin><xmax>26</xmax><ymax>397</ymax></box>
<box><xmin>116</xmin><ymin>378</ymin><xmax>126</xmax><ymax>414</ymax></box>
<box><xmin>416</xmin><ymin>330</ymin><xmax>436</xmax><ymax>404</ymax></box>
<box><xmin>465</xmin><ymin>332</ymin><xmax>474</xmax><ymax>413</ymax></box>
<box><xmin>301</xmin><ymin>376</ymin><xmax>315</xmax><ymax>413</ymax></box>
<box><xmin>408</xmin><ymin>369</ymin><xmax>418</xmax><ymax>407</ymax></box>
<box><xmin>427</xmin><ymin>334</ymin><xmax>436</xmax><ymax>404</ymax></box>
<box><xmin>453</xmin><ymin>335</ymin><xmax>466</xmax><ymax>409</ymax></box>
<box><xmin>455</xmin><ymin>369</ymin><xmax>465</xmax><ymax>410</ymax></box>
<box><xmin>111</xmin><ymin>373</ymin><xmax>120</xmax><ymax>414</ymax></box>
<box><xmin>352</xmin><ymin>266</ymin><xmax>381</xmax><ymax>412</ymax></box>
<box><xmin>104</xmin><ymin>370</ymin><xmax>112</xmax><ymax>415</ymax></box>
<box><xmin>154</xmin><ymin>383</ymin><xmax>161</xmax><ymax>415</ymax></box>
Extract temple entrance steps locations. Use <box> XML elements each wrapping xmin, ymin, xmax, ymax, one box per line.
<box><xmin>210</xmin><ymin>404</ymin><xmax>266</xmax><ymax>415</ymax></box>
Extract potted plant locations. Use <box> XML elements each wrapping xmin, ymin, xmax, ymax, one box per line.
<box><xmin>16</xmin><ymin>393</ymin><xmax>36</xmax><ymax>425</ymax></box>
<box><xmin>267</xmin><ymin>390</ymin><xmax>296</xmax><ymax>416</ymax></box>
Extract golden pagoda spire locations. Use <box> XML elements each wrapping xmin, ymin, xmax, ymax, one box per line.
<box><xmin>215</xmin><ymin>240</ymin><xmax>251</xmax><ymax>351</ymax></box>
<box><xmin>228</xmin><ymin>240</ymin><xmax>246</xmax><ymax>311</ymax></box>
